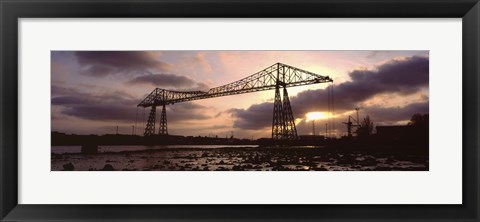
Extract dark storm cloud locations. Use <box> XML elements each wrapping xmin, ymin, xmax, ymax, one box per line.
<box><xmin>52</xmin><ymin>87</ymin><xmax>139</xmax><ymax>122</ymax></box>
<box><xmin>293</xmin><ymin>56</ymin><xmax>429</xmax><ymax>114</ymax></box>
<box><xmin>83</xmin><ymin>65</ymin><xmax>115</xmax><ymax>77</ymax></box>
<box><xmin>52</xmin><ymin>96</ymin><xmax>92</xmax><ymax>105</ymax></box>
<box><xmin>52</xmin><ymin>85</ymin><xmax>73</xmax><ymax>96</ymax></box>
<box><xmin>128</xmin><ymin>73</ymin><xmax>211</xmax><ymax>91</ymax></box>
<box><xmin>129</xmin><ymin>73</ymin><xmax>194</xmax><ymax>88</ymax></box>
<box><xmin>229</xmin><ymin>102</ymin><xmax>273</xmax><ymax>130</ymax></box>
<box><xmin>63</xmin><ymin>104</ymin><xmax>139</xmax><ymax>122</ymax></box>
<box><xmin>167</xmin><ymin>103</ymin><xmax>212</xmax><ymax>122</ymax></box>
<box><xmin>350</xmin><ymin>57</ymin><xmax>428</xmax><ymax>94</ymax></box>
<box><xmin>75</xmin><ymin>51</ymin><xmax>171</xmax><ymax>77</ymax></box>
<box><xmin>363</xmin><ymin>102</ymin><xmax>429</xmax><ymax>124</ymax></box>
<box><xmin>52</xmin><ymin>85</ymin><xmax>211</xmax><ymax>123</ymax></box>
<box><xmin>230</xmin><ymin>56</ymin><xmax>429</xmax><ymax>130</ymax></box>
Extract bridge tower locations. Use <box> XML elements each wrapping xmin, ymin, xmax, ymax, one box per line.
<box><xmin>271</xmin><ymin>85</ymin><xmax>284</xmax><ymax>140</ymax></box>
<box><xmin>271</xmin><ymin>85</ymin><xmax>298</xmax><ymax>140</ymax></box>
<box><xmin>144</xmin><ymin>106</ymin><xmax>156</xmax><ymax>136</ymax></box>
<box><xmin>272</xmin><ymin>63</ymin><xmax>298</xmax><ymax>140</ymax></box>
<box><xmin>282</xmin><ymin>86</ymin><xmax>297</xmax><ymax>140</ymax></box>
<box><xmin>158</xmin><ymin>104</ymin><xmax>168</xmax><ymax>135</ymax></box>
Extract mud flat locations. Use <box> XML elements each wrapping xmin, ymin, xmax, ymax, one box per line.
<box><xmin>51</xmin><ymin>146</ymin><xmax>428</xmax><ymax>171</ymax></box>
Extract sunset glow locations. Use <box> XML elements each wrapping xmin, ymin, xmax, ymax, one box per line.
<box><xmin>51</xmin><ymin>50</ymin><xmax>429</xmax><ymax>138</ymax></box>
<box><xmin>306</xmin><ymin>112</ymin><xmax>328</xmax><ymax>121</ymax></box>
<box><xmin>50</xmin><ymin>50</ymin><xmax>430</xmax><ymax>172</ymax></box>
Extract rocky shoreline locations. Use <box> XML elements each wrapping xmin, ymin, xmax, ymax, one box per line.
<box><xmin>51</xmin><ymin>146</ymin><xmax>428</xmax><ymax>171</ymax></box>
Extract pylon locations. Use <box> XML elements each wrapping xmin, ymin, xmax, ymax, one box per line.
<box><xmin>144</xmin><ymin>106</ymin><xmax>156</xmax><ymax>136</ymax></box>
<box><xmin>272</xmin><ymin>85</ymin><xmax>284</xmax><ymax>140</ymax></box>
<box><xmin>271</xmin><ymin>84</ymin><xmax>298</xmax><ymax>141</ymax></box>
<box><xmin>158</xmin><ymin>104</ymin><xmax>168</xmax><ymax>135</ymax></box>
<box><xmin>282</xmin><ymin>86</ymin><xmax>298</xmax><ymax>140</ymax></box>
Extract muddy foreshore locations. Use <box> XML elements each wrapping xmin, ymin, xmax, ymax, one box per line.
<box><xmin>52</xmin><ymin>146</ymin><xmax>428</xmax><ymax>171</ymax></box>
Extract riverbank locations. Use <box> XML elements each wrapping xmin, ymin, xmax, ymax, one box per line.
<box><xmin>51</xmin><ymin>146</ymin><xmax>428</xmax><ymax>171</ymax></box>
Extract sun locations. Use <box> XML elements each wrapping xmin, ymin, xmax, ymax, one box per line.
<box><xmin>305</xmin><ymin>112</ymin><xmax>327</xmax><ymax>122</ymax></box>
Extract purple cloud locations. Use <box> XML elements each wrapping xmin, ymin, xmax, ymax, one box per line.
<box><xmin>230</xmin><ymin>56</ymin><xmax>429</xmax><ymax>130</ymax></box>
<box><xmin>74</xmin><ymin>51</ymin><xmax>171</xmax><ymax>77</ymax></box>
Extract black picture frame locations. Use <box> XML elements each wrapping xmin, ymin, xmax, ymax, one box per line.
<box><xmin>1</xmin><ymin>0</ymin><xmax>479</xmax><ymax>221</ymax></box>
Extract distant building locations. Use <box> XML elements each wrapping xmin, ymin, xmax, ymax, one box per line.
<box><xmin>376</xmin><ymin>125</ymin><xmax>414</xmax><ymax>140</ymax></box>
<box><xmin>298</xmin><ymin>135</ymin><xmax>325</xmax><ymax>142</ymax></box>
<box><xmin>299</xmin><ymin>135</ymin><xmax>325</xmax><ymax>139</ymax></box>
<box><xmin>52</xmin><ymin>131</ymin><xmax>66</xmax><ymax>136</ymax></box>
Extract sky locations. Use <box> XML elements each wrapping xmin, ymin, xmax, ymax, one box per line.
<box><xmin>51</xmin><ymin>51</ymin><xmax>429</xmax><ymax>139</ymax></box>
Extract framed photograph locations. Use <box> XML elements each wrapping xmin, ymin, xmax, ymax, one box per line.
<box><xmin>1</xmin><ymin>0</ymin><xmax>479</xmax><ymax>221</ymax></box>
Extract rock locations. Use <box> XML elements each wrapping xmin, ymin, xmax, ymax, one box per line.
<box><xmin>386</xmin><ymin>157</ymin><xmax>395</xmax><ymax>164</ymax></box>
<box><xmin>272</xmin><ymin>165</ymin><xmax>285</xmax><ymax>171</ymax></box>
<box><xmin>63</xmin><ymin>163</ymin><xmax>74</xmax><ymax>171</ymax></box>
<box><xmin>361</xmin><ymin>157</ymin><xmax>377</xmax><ymax>166</ymax></box>
<box><xmin>375</xmin><ymin>166</ymin><xmax>392</xmax><ymax>171</ymax></box>
<box><xmin>244</xmin><ymin>164</ymin><xmax>254</xmax><ymax>169</ymax></box>
<box><xmin>232</xmin><ymin>165</ymin><xmax>244</xmax><ymax>171</ymax></box>
<box><xmin>101</xmin><ymin>164</ymin><xmax>114</xmax><ymax>171</ymax></box>
<box><xmin>314</xmin><ymin>167</ymin><xmax>328</xmax><ymax>171</ymax></box>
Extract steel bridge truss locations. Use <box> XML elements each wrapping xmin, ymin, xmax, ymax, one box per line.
<box><xmin>138</xmin><ymin>63</ymin><xmax>333</xmax><ymax>140</ymax></box>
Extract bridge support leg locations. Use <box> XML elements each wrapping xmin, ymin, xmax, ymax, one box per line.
<box><xmin>271</xmin><ymin>85</ymin><xmax>298</xmax><ymax>140</ymax></box>
<box><xmin>282</xmin><ymin>86</ymin><xmax>298</xmax><ymax>140</ymax></box>
<box><xmin>158</xmin><ymin>104</ymin><xmax>168</xmax><ymax>135</ymax></box>
<box><xmin>144</xmin><ymin>106</ymin><xmax>156</xmax><ymax>136</ymax></box>
<box><xmin>272</xmin><ymin>86</ymin><xmax>284</xmax><ymax>140</ymax></box>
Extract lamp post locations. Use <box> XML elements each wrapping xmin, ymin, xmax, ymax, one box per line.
<box><xmin>311</xmin><ymin>119</ymin><xmax>315</xmax><ymax>136</ymax></box>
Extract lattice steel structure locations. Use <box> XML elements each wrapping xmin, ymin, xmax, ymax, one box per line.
<box><xmin>281</xmin><ymin>86</ymin><xmax>297</xmax><ymax>140</ymax></box>
<box><xmin>272</xmin><ymin>86</ymin><xmax>284</xmax><ymax>140</ymax></box>
<box><xmin>144</xmin><ymin>105</ymin><xmax>156</xmax><ymax>136</ymax></box>
<box><xmin>138</xmin><ymin>63</ymin><xmax>333</xmax><ymax>139</ymax></box>
<box><xmin>159</xmin><ymin>104</ymin><xmax>168</xmax><ymax>135</ymax></box>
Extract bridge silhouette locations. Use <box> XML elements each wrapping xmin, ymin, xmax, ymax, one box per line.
<box><xmin>137</xmin><ymin>63</ymin><xmax>333</xmax><ymax>140</ymax></box>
